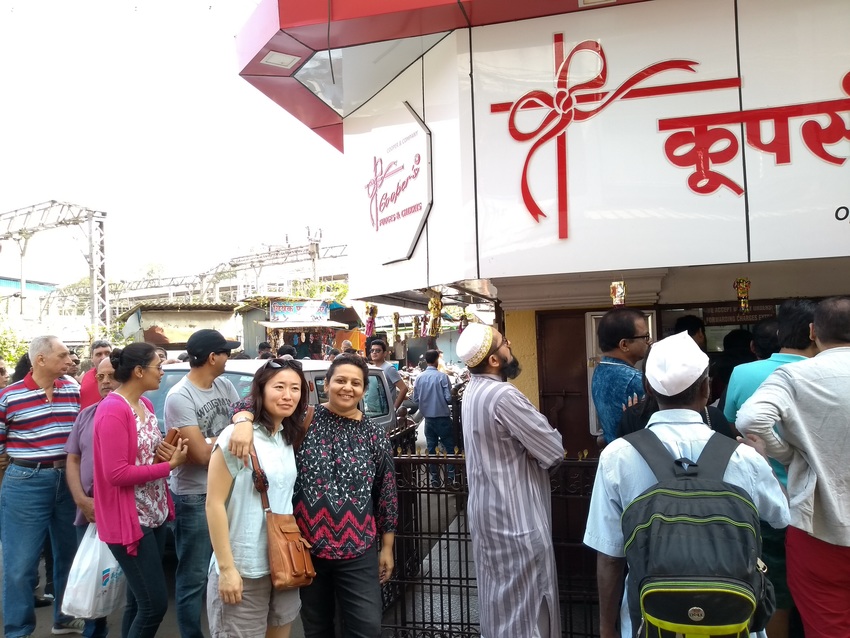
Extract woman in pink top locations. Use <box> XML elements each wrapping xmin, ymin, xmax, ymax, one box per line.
<box><xmin>93</xmin><ymin>343</ymin><xmax>188</xmax><ymax>638</ymax></box>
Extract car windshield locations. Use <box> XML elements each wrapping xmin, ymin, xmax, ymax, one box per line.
<box><xmin>145</xmin><ymin>370</ymin><xmax>258</xmax><ymax>433</ymax></box>
<box><xmin>143</xmin><ymin>362</ymin><xmax>393</xmax><ymax>434</ymax></box>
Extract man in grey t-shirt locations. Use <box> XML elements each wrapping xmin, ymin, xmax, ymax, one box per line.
<box><xmin>165</xmin><ymin>329</ymin><xmax>239</xmax><ymax>638</ymax></box>
<box><xmin>370</xmin><ymin>339</ymin><xmax>407</xmax><ymax>410</ymax></box>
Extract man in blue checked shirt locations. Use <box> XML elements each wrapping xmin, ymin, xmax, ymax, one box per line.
<box><xmin>414</xmin><ymin>350</ymin><xmax>456</xmax><ymax>487</ymax></box>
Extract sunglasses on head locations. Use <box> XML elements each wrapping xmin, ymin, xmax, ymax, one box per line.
<box><xmin>265</xmin><ymin>358</ymin><xmax>302</xmax><ymax>370</ymax></box>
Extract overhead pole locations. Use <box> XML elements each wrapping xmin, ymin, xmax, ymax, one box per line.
<box><xmin>0</xmin><ymin>200</ymin><xmax>109</xmax><ymax>335</ymax></box>
<box><xmin>87</xmin><ymin>211</ymin><xmax>109</xmax><ymax>333</ymax></box>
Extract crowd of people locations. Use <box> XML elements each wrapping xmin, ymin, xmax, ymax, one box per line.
<box><xmin>584</xmin><ymin>298</ymin><xmax>850</xmax><ymax>638</ymax></box>
<box><xmin>0</xmin><ymin>331</ymin><xmax>397</xmax><ymax>638</ymax></box>
<box><xmin>0</xmin><ymin>295</ymin><xmax>847</xmax><ymax>638</ymax></box>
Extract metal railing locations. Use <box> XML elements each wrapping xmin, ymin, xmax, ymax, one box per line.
<box><xmin>381</xmin><ymin>452</ymin><xmax>599</xmax><ymax>638</ymax></box>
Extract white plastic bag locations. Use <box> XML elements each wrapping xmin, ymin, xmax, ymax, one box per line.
<box><xmin>62</xmin><ymin>523</ymin><xmax>126</xmax><ymax>618</ymax></box>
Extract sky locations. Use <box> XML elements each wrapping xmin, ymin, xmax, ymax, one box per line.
<box><xmin>0</xmin><ymin>0</ymin><xmax>346</xmax><ymax>287</ymax></box>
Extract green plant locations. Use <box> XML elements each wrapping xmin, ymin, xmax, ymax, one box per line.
<box><xmin>0</xmin><ymin>324</ymin><xmax>29</xmax><ymax>366</ymax></box>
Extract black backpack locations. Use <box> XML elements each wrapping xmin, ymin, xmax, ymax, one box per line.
<box><xmin>621</xmin><ymin>428</ymin><xmax>775</xmax><ymax>637</ymax></box>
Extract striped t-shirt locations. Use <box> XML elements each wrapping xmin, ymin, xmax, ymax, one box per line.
<box><xmin>0</xmin><ymin>372</ymin><xmax>81</xmax><ymax>462</ymax></box>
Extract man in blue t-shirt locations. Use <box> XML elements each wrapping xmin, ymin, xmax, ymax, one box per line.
<box><xmin>592</xmin><ymin>308</ymin><xmax>651</xmax><ymax>444</ymax></box>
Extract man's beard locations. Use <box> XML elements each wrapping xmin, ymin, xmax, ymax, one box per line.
<box><xmin>498</xmin><ymin>353</ymin><xmax>521</xmax><ymax>381</ymax></box>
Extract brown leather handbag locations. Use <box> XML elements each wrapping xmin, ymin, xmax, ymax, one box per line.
<box><xmin>249</xmin><ymin>441</ymin><xmax>315</xmax><ymax>589</ymax></box>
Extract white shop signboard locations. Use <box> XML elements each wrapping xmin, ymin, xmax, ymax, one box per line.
<box><xmin>360</xmin><ymin>103</ymin><xmax>432</xmax><ymax>265</ymax></box>
<box><xmin>473</xmin><ymin>0</ymin><xmax>850</xmax><ymax>278</ymax></box>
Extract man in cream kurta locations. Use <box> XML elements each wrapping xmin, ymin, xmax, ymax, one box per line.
<box><xmin>456</xmin><ymin>324</ymin><xmax>564</xmax><ymax>638</ymax></box>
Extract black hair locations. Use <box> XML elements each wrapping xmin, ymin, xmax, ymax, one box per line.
<box><xmin>328</xmin><ymin>348</ymin><xmax>340</xmax><ymax>356</ymax></box>
<box><xmin>342</xmin><ymin>347</ymin><xmax>357</xmax><ymax>354</ymax></box>
<box><xmin>325</xmin><ymin>353</ymin><xmax>369</xmax><ymax>389</ymax></box>
<box><xmin>247</xmin><ymin>358</ymin><xmax>308</xmax><ymax>445</ymax></box>
<box><xmin>258</xmin><ymin>351</ymin><xmax>274</xmax><ymax>359</ymax></box>
<box><xmin>110</xmin><ymin>343</ymin><xmax>158</xmax><ymax>383</ymax></box>
<box><xmin>673</xmin><ymin>315</ymin><xmax>705</xmax><ymax>337</ymax></box>
<box><xmin>91</xmin><ymin>340</ymin><xmax>111</xmax><ymax>353</ymax></box>
<box><xmin>722</xmin><ymin>328</ymin><xmax>753</xmax><ymax>353</ymax></box>
<box><xmin>597</xmin><ymin>308</ymin><xmax>647</xmax><ymax>352</ymax></box>
<box><xmin>751</xmin><ymin>318</ymin><xmax>780</xmax><ymax>359</ymax></box>
<box><xmin>370</xmin><ymin>339</ymin><xmax>388</xmax><ymax>353</ymax></box>
<box><xmin>231</xmin><ymin>352</ymin><xmax>250</xmax><ymax>360</ymax></box>
<box><xmin>814</xmin><ymin>296</ymin><xmax>850</xmax><ymax>344</ymax></box>
<box><xmin>424</xmin><ymin>349</ymin><xmax>440</xmax><ymax>365</ymax></box>
<box><xmin>277</xmin><ymin>344</ymin><xmax>297</xmax><ymax>357</ymax></box>
<box><xmin>777</xmin><ymin>299</ymin><xmax>817</xmax><ymax>350</ymax></box>
<box><xmin>11</xmin><ymin>353</ymin><xmax>31</xmax><ymax>383</ymax></box>
<box><xmin>653</xmin><ymin>369</ymin><xmax>709</xmax><ymax>409</ymax></box>
<box><xmin>258</xmin><ymin>342</ymin><xmax>271</xmax><ymax>350</ymax></box>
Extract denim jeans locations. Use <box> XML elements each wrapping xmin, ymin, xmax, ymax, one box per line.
<box><xmin>0</xmin><ymin>463</ymin><xmax>77</xmax><ymax>638</ymax></box>
<box><xmin>299</xmin><ymin>546</ymin><xmax>382</xmax><ymax>638</ymax></box>
<box><xmin>75</xmin><ymin>525</ymin><xmax>109</xmax><ymax>638</ymax></box>
<box><xmin>107</xmin><ymin>524</ymin><xmax>168</xmax><ymax>638</ymax></box>
<box><xmin>171</xmin><ymin>491</ymin><xmax>212</xmax><ymax>638</ymax></box>
<box><xmin>424</xmin><ymin>416</ymin><xmax>456</xmax><ymax>483</ymax></box>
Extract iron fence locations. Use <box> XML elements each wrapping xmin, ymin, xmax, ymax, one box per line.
<box><xmin>381</xmin><ymin>452</ymin><xmax>599</xmax><ymax>638</ymax></box>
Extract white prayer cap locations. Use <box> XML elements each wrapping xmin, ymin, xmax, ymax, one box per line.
<box><xmin>645</xmin><ymin>331</ymin><xmax>709</xmax><ymax>397</ymax></box>
<box><xmin>455</xmin><ymin>323</ymin><xmax>494</xmax><ymax>368</ymax></box>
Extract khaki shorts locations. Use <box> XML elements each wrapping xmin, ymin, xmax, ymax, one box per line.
<box><xmin>207</xmin><ymin>565</ymin><xmax>300</xmax><ymax>637</ymax></box>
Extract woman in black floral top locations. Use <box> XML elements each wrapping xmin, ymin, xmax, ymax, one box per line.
<box><xmin>231</xmin><ymin>354</ymin><xmax>398</xmax><ymax>637</ymax></box>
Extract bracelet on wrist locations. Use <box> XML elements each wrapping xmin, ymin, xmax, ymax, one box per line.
<box><xmin>233</xmin><ymin>415</ymin><xmax>254</xmax><ymax>425</ymax></box>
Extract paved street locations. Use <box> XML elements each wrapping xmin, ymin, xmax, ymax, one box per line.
<box><xmin>0</xmin><ymin>546</ymin><xmax>307</xmax><ymax>637</ymax></box>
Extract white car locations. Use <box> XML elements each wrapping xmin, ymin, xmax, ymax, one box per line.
<box><xmin>143</xmin><ymin>358</ymin><xmax>399</xmax><ymax>434</ymax></box>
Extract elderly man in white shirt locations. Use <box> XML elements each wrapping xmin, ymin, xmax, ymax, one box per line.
<box><xmin>584</xmin><ymin>331</ymin><xmax>789</xmax><ymax>638</ymax></box>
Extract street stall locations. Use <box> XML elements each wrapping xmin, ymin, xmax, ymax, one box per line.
<box><xmin>258</xmin><ymin>298</ymin><xmax>349</xmax><ymax>358</ymax></box>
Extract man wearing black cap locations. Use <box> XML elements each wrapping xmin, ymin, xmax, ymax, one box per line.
<box><xmin>165</xmin><ymin>329</ymin><xmax>240</xmax><ymax>638</ymax></box>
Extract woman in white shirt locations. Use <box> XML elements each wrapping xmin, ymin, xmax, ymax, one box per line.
<box><xmin>205</xmin><ymin>359</ymin><xmax>308</xmax><ymax>638</ymax></box>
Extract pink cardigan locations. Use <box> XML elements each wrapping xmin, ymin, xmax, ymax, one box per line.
<box><xmin>92</xmin><ymin>392</ymin><xmax>174</xmax><ymax>555</ymax></box>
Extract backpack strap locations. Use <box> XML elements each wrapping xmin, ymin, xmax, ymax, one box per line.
<box><xmin>624</xmin><ymin>428</ymin><xmax>679</xmax><ymax>481</ymax></box>
<box><xmin>626</xmin><ymin>428</ymin><xmax>740</xmax><ymax>483</ymax></box>
<box><xmin>692</xmin><ymin>431</ymin><xmax>739</xmax><ymax>481</ymax></box>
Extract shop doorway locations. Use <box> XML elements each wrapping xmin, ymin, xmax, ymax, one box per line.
<box><xmin>537</xmin><ymin>311</ymin><xmax>598</xmax><ymax>458</ymax></box>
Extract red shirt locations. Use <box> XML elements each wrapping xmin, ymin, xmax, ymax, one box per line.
<box><xmin>79</xmin><ymin>367</ymin><xmax>101</xmax><ymax>409</ymax></box>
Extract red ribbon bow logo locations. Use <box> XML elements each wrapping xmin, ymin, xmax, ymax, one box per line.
<box><xmin>497</xmin><ymin>35</ymin><xmax>697</xmax><ymax>239</ymax></box>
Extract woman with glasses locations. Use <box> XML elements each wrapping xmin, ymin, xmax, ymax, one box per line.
<box><xmin>205</xmin><ymin>358</ymin><xmax>307</xmax><ymax>638</ymax></box>
<box><xmin>229</xmin><ymin>353</ymin><xmax>398</xmax><ymax>638</ymax></box>
<box><xmin>92</xmin><ymin>343</ymin><xmax>189</xmax><ymax>638</ymax></box>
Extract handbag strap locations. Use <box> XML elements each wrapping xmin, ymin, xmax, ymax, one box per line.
<box><xmin>250</xmin><ymin>405</ymin><xmax>315</xmax><ymax>511</ymax></box>
<box><xmin>249</xmin><ymin>450</ymin><xmax>272</xmax><ymax>512</ymax></box>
